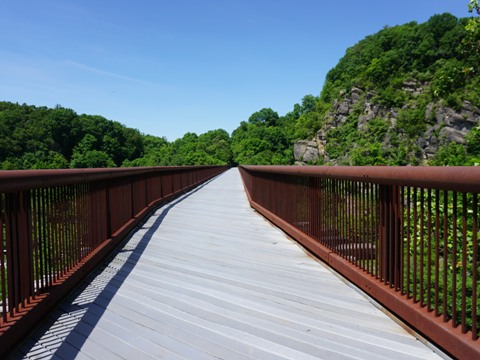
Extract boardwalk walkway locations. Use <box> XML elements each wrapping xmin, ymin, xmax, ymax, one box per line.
<box><xmin>14</xmin><ymin>169</ymin><xmax>446</xmax><ymax>359</ymax></box>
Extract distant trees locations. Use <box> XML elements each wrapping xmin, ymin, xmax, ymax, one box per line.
<box><xmin>231</xmin><ymin>108</ymin><xmax>293</xmax><ymax>165</ymax></box>
<box><xmin>0</xmin><ymin>102</ymin><xmax>144</xmax><ymax>169</ymax></box>
<box><xmin>70</xmin><ymin>134</ymin><xmax>116</xmax><ymax>168</ymax></box>
<box><xmin>124</xmin><ymin>129</ymin><xmax>233</xmax><ymax>167</ymax></box>
<box><xmin>0</xmin><ymin>101</ymin><xmax>235</xmax><ymax>169</ymax></box>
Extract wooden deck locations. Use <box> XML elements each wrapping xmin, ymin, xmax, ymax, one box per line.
<box><xmin>14</xmin><ymin>169</ymin><xmax>447</xmax><ymax>359</ymax></box>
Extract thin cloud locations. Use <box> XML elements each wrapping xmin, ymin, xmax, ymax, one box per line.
<box><xmin>65</xmin><ymin>60</ymin><xmax>171</xmax><ymax>90</ymax></box>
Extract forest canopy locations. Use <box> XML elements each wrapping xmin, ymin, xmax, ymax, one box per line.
<box><xmin>0</xmin><ymin>102</ymin><xmax>232</xmax><ymax>169</ymax></box>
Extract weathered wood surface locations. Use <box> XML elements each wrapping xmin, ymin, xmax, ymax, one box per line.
<box><xmin>14</xmin><ymin>169</ymin><xmax>445</xmax><ymax>359</ymax></box>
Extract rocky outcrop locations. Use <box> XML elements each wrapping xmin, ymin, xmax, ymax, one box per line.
<box><xmin>294</xmin><ymin>140</ymin><xmax>320</xmax><ymax>164</ymax></box>
<box><xmin>293</xmin><ymin>85</ymin><xmax>480</xmax><ymax>165</ymax></box>
<box><xmin>417</xmin><ymin>101</ymin><xmax>480</xmax><ymax>160</ymax></box>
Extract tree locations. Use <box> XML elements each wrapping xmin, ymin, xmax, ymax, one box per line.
<box><xmin>231</xmin><ymin>109</ymin><xmax>292</xmax><ymax>165</ymax></box>
<box><xmin>70</xmin><ymin>134</ymin><xmax>115</xmax><ymax>168</ymax></box>
<box><xmin>465</xmin><ymin>0</ymin><xmax>480</xmax><ymax>65</ymax></box>
<box><xmin>70</xmin><ymin>150</ymin><xmax>116</xmax><ymax>168</ymax></box>
<box><xmin>197</xmin><ymin>129</ymin><xmax>233</xmax><ymax>165</ymax></box>
<box><xmin>429</xmin><ymin>142</ymin><xmax>467</xmax><ymax>166</ymax></box>
<box><xmin>248</xmin><ymin>108</ymin><xmax>279</xmax><ymax>127</ymax></box>
<box><xmin>469</xmin><ymin>0</ymin><xmax>480</xmax><ymax>14</ymax></box>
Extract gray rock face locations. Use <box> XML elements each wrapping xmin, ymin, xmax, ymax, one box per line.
<box><xmin>350</xmin><ymin>87</ymin><xmax>363</xmax><ymax>103</ymax></box>
<box><xmin>417</xmin><ymin>102</ymin><xmax>480</xmax><ymax>157</ymax></box>
<box><xmin>294</xmin><ymin>140</ymin><xmax>320</xmax><ymax>163</ymax></box>
<box><xmin>439</xmin><ymin>127</ymin><xmax>468</xmax><ymax>144</ymax></box>
<box><xmin>294</xmin><ymin>84</ymin><xmax>480</xmax><ymax>165</ymax></box>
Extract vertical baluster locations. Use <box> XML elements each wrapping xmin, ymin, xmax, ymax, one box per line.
<box><xmin>406</xmin><ymin>187</ymin><xmax>411</xmax><ymax>298</ymax></box>
<box><xmin>442</xmin><ymin>190</ymin><xmax>449</xmax><ymax>322</ymax></box>
<box><xmin>399</xmin><ymin>186</ymin><xmax>404</xmax><ymax>293</ymax></box>
<box><xmin>471</xmin><ymin>193</ymin><xmax>478</xmax><ymax>339</ymax></box>
<box><xmin>374</xmin><ymin>183</ymin><xmax>380</xmax><ymax>279</ymax></box>
<box><xmin>452</xmin><ymin>192</ymin><xmax>458</xmax><ymax>328</ymax></box>
<box><xmin>434</xmin><ymin>189</ymin><xmax>440</xmax><ymax>316</ymax></box>
<box><xmin>427</xmin><ymin>189</ymin><xmax>432</xmax><ymax>310</ymax></box>
<box><xmin>371</xmin><ymin>183</ymin><xmax>376</xmax><ymax>274</ymax></box>
<box><xmin>31</xmin><ymin>190</ymin><xmax>40</xmax><ymax>294</ymax></box>
<box><xmin>59</xmin><ymin>186</ymin><xmax>66</xmax><ymax>277</ymax></box>
<box><xmin>361</xmin><ymin>182</ymin><xmax>366</xmax><ymax>270</ymax></box>
<box><xmin>66</xmin><ymin>186</ymin><xmax>73</xmax><ymax>271</ymax></box>
<box><xmin>413</xmin><ymin>188</ymin><xmax>418</xmax><ymax>303</ymax></box>
<box><xmin>341</xmin><ymin>180</ymin><xmax>347</xmax><ymax>259</ymax></box>
<box><xmin>51</xmin><ymin>188</ymin><xmax>59</xmax><ymax>282</ymax></box>
<box><xmin>0</xmin><ymin>194</ymin><xmax>6</xmax><ymax>321</ymax></box>
<box><xmin>420</xmin><ymin>188</ymin><xmax>425</xmax><ymax>306</ymax></box>
<box><xmin>461</xmin><ymin>193</ymin><xmax>468</xmax><ymax>333</ymax></box>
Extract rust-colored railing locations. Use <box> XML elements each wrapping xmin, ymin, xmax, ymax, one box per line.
<box><xmin>240</xmin><ymin>165</ymin><xmax>480</xmax><ymax>359</ymax></box>
<box><xmin>0</xmin><ymin>165</ymin><xmax>227</xmax><ymax>356</ymax></box>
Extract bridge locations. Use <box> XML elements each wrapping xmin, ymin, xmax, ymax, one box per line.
<box><xmin>1</xmin><ymin>166</ymin><xmax>479</xmax><ymax>359</ymax></box>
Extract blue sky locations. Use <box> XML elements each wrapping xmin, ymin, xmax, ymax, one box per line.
<box><xmin>0</xmin><ymin>1</ymin><xmax>471</xmax><ymax>141</ymax></box>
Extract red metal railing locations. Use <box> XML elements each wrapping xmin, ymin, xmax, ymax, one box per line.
<box><xmin>0</xmin><ymin>165</ymin><xmax>227</xmax><ymax>356</ymax></box>
<box><xmin>240</xmin><ymin>165</ymin><xmax>480</xmax><ymax>359</ymax></box>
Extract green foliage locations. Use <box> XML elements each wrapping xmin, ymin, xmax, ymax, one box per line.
<box><xmin>231</xmin><ymin>107</ymin><xmax>294</xmax><ymax>165</ymax></box>
<box><xmin>350</xmin><ymin>142</ymin><xmax>386</xmax><ymax>165</ymax></box>
<box><xmin>321</xmin><ymin>13</ymin><xmax>474</xmax><ymax>108</ymax></box>
<box><xmin>311</xmin><ymin>12</ymin><xmax>480</xmax><ymax>166</ymax></box>
<box><xmin>431</xmin><ymin>59</ymin><xmax>466</xmax><ymax>98</ymax></box>
<box><xmin>465</xmin><ymin>1</ymin><xmax>480</xmax><ymax>72</ymax></box>
<box><xmin>127</xmin><ymin>129</ymin><xmax>233</xmax><ymax>167</ymax></box>
<box><xmin>325</xmin><ymin>119</ymin><xmax>358</xmax><ymax>161</ymax></box>
<box><xmin>466</xmin><ymin>126</ymin><xmax>480</xmax><ymax>155</ymax></box>
<box><xmin>401</xmin><ymin>188</ymin><xmax>480</xmax><ymax>333</ymax></box>
<box><xmin>0</xmin><ymin>101</ymin><xmax>235</xmax><ymax>169</ymax></box>
<box><xmin>397</xmin><ymin>106</ymin><xmax>427</xmax><ymax>137</ymax></box>
<box><xmin>429</xmin><ymin>142</ymin><xmax>468</xmax><ymax>166</ymax></box>
<box><xmin>248</xmin><ymin>108</ymin><xmax>279</xmax><ymax>126</ymax></box>
<box><xmin>0</xmin><ymin>102</ymin><xmax>145</xmax><ymax>169</ymax></box>
<box><xmin>70</xmin><ymin>150</ymin><xmax>116</xmax><ymax>168</ymax></box>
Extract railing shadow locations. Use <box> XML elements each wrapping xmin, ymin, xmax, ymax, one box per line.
<box><xmin>14</xmin><ymin>177</ymin><xmax>216</xmax><ymax>359</ymax></box>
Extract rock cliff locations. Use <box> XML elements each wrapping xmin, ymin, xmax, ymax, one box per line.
<box><xmin>294</xmin><ymin>85</ymin><xmax>480</xmax><ymax>165</ymax></box>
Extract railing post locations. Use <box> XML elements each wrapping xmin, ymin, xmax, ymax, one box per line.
<box><xmin>379</xmin><ymin>184</ymin><xmax>402</xmax><ymax>289</ymax></box>
<box><xmin>5</xmin><ymin>192</ymin><xmax>33</xmax><ymax>313</ymax></box>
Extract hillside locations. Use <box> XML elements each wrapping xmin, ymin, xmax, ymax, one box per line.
<box><xmin>232</xmin><ymin>13</ymin><xmax>480</xmax><ymax>166</ymax></box>
<box><xmin>302</xmin><ymin>12</ymin><xmax>480</xmax><ymax>166</ymax></box>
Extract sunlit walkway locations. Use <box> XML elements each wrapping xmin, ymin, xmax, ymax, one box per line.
<box><xmin>14</xmin><ymin>169</ymin><xmax>445</xmax><ymax>359</ymax></box>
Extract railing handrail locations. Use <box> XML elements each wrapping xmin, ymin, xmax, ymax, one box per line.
<box><xmin>242</xmin><ymin>165</ymin><xmax>480</xmax><ymax>192</ymax></box>
<box><xmin>0</xmin><ymin>166</ymin><xmax>221</xmax><ymax>192</ymax></box>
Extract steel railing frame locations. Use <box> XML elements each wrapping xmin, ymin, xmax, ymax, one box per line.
<box><xmin>0</xmin><ymin>165</ymin><xmax>228</xmax><ymax>357</ymax></box>
<box><xmin>239</xmin><ymin>165</ymin><xmax>480</xmax><ymax>359</ymax></box>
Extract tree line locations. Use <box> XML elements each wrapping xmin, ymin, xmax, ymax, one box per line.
<box><xmin>0</xmin><ymin>102</ymin><xmax>233</xmax><ymax>169</ymax></box>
